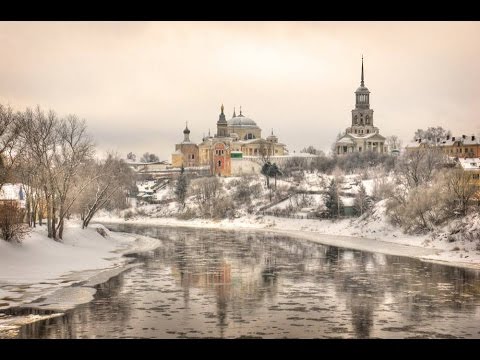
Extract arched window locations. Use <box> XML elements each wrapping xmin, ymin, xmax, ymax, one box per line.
<box><xmin>218</xmin><ymin>160</ymin><xmax>222</xmax><ymax>167</ymax></box>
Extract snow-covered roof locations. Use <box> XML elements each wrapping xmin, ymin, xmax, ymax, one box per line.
<box><xmin>458</xmin><ymin>158</ymin><xmax>480</xmax><ymax>171</ymax></box>
<box><xmin>0</xmin><ymin>183</ymin><xmax>25</xmax><ymax>201</ymax></box>
<box><xmin>337</xmin><ymin>136</ymin><xmax>354</xmax><ymax>144</ymax></box>
<box><xmin>227</xmin><ymin>115</ymin><xmax>258</xmax><ymax>128</ymax></box>
<box><xmin>408</xmin><ymin>135</ymin><xmax>479</xmax><ymax>148</ymax></box>
<box><xmin>348</xmin><ymin>132</ymin><xmax>386</xmax><ymax>140</ymax></box>
<box><xmin>126</xmin><ymin>160</ymin><xmax>170</xmax><ymax>165</ymax></box>
<box><xmin>340</xmin><ymin>196</ymin><xmax>355</xmax><ymax>207</ymax></box>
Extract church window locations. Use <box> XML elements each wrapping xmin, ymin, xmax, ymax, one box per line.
<box><xmin>359</xmin><ymin>147</ymin><xmax>362</xmax><ymax>152</ymax></box>
<box><xmin>367</xmin><ymin>130</ymin><xmax>370</xmax><ymax>134</ymax></box>
<box><xmin>218</xmin><ymin>160</ymin><xmax>222</xmax><ymax>167</ymax></box>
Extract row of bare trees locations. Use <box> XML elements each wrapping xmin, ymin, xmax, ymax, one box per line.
<box><xmin>386</xmin><ymin>147</ymin><xmax>478</xmax><ymax>233</ymax></box>
<box><xmin>0</xmin><ymin>103</ymin><xmax>135</xmax><ymax>242</ymax></box>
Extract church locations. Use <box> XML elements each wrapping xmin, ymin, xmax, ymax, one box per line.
<box><xmin>172</xmin><ymin>105</ymin><xmax>288</xmax><ymax>176</ymax></box>
<box><xmin>335</xmin><ymin>57</ymin><xmax>387</xmax><ymax>155</ymax></box>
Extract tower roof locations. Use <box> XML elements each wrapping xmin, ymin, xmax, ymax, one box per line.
<box><xmin>183</xmin><ymin>122</ymin><xmax>190</xmax><ymax>134</ymax></box>
<box><xmin>355</xmin><ymin>56</ymin><xmax>370</xmax><ymax>93</ymax></box>
<box><xmin>217</xmin><ymin>104</ymin><xmax>227</xmax><ymax>124</ymax></box>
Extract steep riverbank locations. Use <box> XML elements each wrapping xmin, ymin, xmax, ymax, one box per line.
<box><xmin>0</xmin><ymin>222</ymin><xmax>162</xmax><ymax>338</ymax></box>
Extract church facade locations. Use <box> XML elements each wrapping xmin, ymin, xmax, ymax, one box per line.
<box><xmin>335</xmin><ymin>58</ymin><xmax>387</xmax><ymax>155</ymax></box>
<box><xmin>171</xmin><ymin>105</ymin><xmax>287</xmax><ymax>176</ymax></box>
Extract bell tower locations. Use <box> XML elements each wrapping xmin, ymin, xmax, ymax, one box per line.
<box><xmin>216</xmin><ymin>104</ymin><xmax>228</xmax><ymax>137</ymax></box>
<box><xmin>350</xmin><ymin>56</ymin><xmax>375</xmax><ymax>135</ymax></box>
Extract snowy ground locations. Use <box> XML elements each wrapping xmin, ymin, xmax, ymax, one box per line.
<box><xmin>0</xmin><ymin>221</ymin><xmax>161</xmax><ymax>338</ymax></box>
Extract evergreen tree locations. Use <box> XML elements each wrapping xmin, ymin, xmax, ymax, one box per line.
<box><xmin>353</xmin><ymin>183</ymin><xmax>372</xmax><ymax>216</ymax></box>
<box><xmin>269</xmin><ymin>163</ymin><xmax>282</xmax><ymax>190</ymax></box>
<box><xmin>324</xmin><ymin>179</ymin><xmax>344</xmax><ymax>218</ymax></box>
<box><xmin>175</xmin><ymin>164</ymin><xmax>188</xmax><ymax>208</ymax></box>
<box><xmin>261</xmin><ymin>161</ymin><xmax>272</xmax><ymax>189</ymax></box>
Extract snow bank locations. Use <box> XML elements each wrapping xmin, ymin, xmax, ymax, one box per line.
<box><xmin>0</xmin><ymin>221</ymin><xmax>162</xmax><ymax>338</ymax></box>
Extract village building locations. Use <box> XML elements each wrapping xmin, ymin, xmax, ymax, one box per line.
<box><xmin>406</xmin><ymin>134</ymin><xmax>480</xmax><ymax>158</ymax></box>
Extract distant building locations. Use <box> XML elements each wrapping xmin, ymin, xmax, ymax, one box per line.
<box><xmin>335</xmin><ymin>57</ymin><xmax>387</xmax><ymax>155</ymax></box>
<box><xmin>171</xmin><ymin>105</ymin><xmax>288</xmax><ymax>176</ymax></box>
<box><xmin>455</xmin><ymin>157</ymin><xmax>480</xmax><ymax>203</ymax></box>
<box><xmin>126</xmin><ymin>159</ymin><xmax>209</xmax><ymax>181</ymax></box>
<box><xmin>0</xmin><ymin>183</ymin><xmax>26</xmax><ymax>208</ymax></box>
<box><xmin>406</xmin><ymin>134</ymin><xmax>480</xmax><ymax>158</ymax></box>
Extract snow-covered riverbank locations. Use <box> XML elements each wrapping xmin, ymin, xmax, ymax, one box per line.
<box><xmin>0</xmin><ymin>221</ymin><xmax>161</xmax><ymax>338</ymax></box>
<box><xmin>93</xmin><ymin>203</ymin><xmax>480</xmax><ymax>271</ymax></box>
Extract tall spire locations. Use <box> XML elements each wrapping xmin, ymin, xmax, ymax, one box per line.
<box><xmin>221</xmin><ymin>104</ymin><xmax>224</xmax><ymax>114</ymax></box>
<box><xmin>233</xmin><ymin>106</ymin><xmax>236</xmax><ymax>118</ymax></box>
<box><xmin>361</xmin><ymin>55</ymin><xmax>364</xmax><ymax>87</ymax></box>
<box><xmin>239</xmin><ymin>106</ymin><xmax>243</xmax><ymax>116</ymax></box>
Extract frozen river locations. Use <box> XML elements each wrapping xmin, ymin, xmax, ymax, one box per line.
<box><xmin>17</xmin><ymin>224</ymin><xmax>480</xmax><ymax>338</ymax></box>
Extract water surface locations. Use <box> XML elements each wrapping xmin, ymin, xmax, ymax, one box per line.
<box><xmin>18</xmin><ymin>224</ymin><xmax>480</xmax><ymax>338</ymax></box>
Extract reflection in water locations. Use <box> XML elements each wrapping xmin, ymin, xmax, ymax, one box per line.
<box><xmin>17</xmin><ymin>224</ymin><xmax>480</xmax><ymax>339</ymax></box>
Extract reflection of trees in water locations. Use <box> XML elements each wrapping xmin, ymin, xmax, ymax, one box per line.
<box><xmin>330</xmin><ymin>250</ymin><xmax>385</xmax><ymax>338</ymax></box>
<box><xmin>95</xmin><ymin>224</ymin><xmax>480</xmax><ymax>338</ymax></box>
<box><xmin>19</xmin><ymin>273</ymin><xmax>133</xmax><ymax>339</ymax></box>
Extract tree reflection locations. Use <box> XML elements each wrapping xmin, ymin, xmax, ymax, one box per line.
<box><xmin>19</xmin><ymin>223</ymin><xmax>480</xmax><ymax>339</ymax></box>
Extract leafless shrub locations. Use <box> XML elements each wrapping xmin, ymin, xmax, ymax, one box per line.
<box><xmin>96</xmin><ymin>227</ymin><xmax>108</xmax><ymax>238</ymax></box>
<box><xmin>0</xmin><ymin>202</ymin><xmax>30</xmax><ymax>243</ymax></box>
<box><xmin>177</xmin><ymin>207</ymin><xmax>197</xmax><ymax>220</ymax></box>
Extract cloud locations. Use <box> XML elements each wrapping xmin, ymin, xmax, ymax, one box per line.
<box><xmin>0</xmin><ymin>21</ymin><xmax>479</xmax><ymax>158</ymax></box>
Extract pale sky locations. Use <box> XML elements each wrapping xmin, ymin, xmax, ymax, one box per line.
<box><xmin>1</xmin><ymin>21</ymin><xmax>479</xmax><ymax>160</ymax></box>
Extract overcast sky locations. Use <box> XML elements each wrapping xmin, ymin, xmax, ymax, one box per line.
<box><xmin>1</xmin><ymin>21</ymin><xmax>479</xmax><ymax>160</ymax></box>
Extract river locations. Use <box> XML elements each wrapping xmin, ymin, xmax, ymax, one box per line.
<box><xmin>17</xmin><ymin>224</ymin><xmax>480</xmax><ymax>338</ymax></box>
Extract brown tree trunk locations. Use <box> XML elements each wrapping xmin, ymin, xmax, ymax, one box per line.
<box><xmin>45</xmin><ymin>189</ymin><xmax>52</xmax><ymax>238</ymax></box>
<box><xmin>52</xmin><ymin>195</ymin><xmax>57</xmax><ymax>241</ymax></box>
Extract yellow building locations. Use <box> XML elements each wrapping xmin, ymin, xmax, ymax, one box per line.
<box><xmin>171</xmin><ymin>105</ymin><xmax>288</xmax><ymax>176</ymax></box>
<box><xmin>406</xmin><ymin>134</ymin><xmax>480</xmax><ymax>158</ymax></box>
<box><xmin>458</xmin><ymin>158</ymin><xmax>480</xmax><ymax>199</ymax></box>
<box><xmin>171</xmin><ymin>124</ymin><xmax>199</xmax><ymax>168</ymax></box>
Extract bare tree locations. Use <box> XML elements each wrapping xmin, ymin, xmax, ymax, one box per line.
<box><xmin>14</xmin><ymin>151</ymin><xmax>44</xmax><ymax>227</ymax></box>
<box><xmin>413</xmin><ymin>126</ymin><xmax>451</xmax><ymax>143</ymax></box>
<box><xmin>78</xmin><ymin>154</ymin><xmax>134</xmax><ymax>228</ymax></box>
<box><xmin>52</xmin><ymin>115</ymin><xmax>95</xmax><ymax>239</ymax></box>
<box><xmin>396</xmin><ymin>147</ymin><xmax>445</xmax><ymax>189</ymax></box>
<box><xmin>386</xmin><ymin>135</ymin><xmax>402</xmax><ymax>152</ymax></box>
<box><xmin>127</xmin><ymin>152</ymin><xmax>136</xmax><ymax>161</ymax></box>
<box><xmin>444</xmin><ymin>168</ymin><xmax>479</xmax><ymax>216</ymax></box>
<box><xmin>301</xmin><ymin>145</ymin><xmax>324</xmax><ymax>156</ymax></box>
<box><xmin>19</xmin><ymin>108</ymin><xmax>95</xmax><ymax>240</ymax></box>
<box><xmin>0</xmin><ymin>104</ymin><xmax>23</xmax><ymax>190</ymax></box>
<box><xmin>140</xmin><ymin>152</ymin><xmax>159</xmax><ymax>163</ymax></box>
<box><xmin>20</xmin><ymin>107</ymin><xmax>59</xmax><ymax>239</ymax></box>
